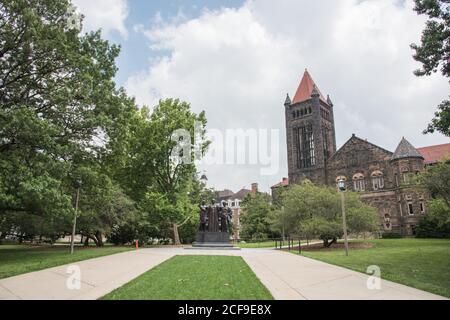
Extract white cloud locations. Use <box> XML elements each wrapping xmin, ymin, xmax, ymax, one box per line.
<box><xmin>126</xmin><ymin>0</ymin><xmax>449</xmax><ymax>193</ymax></box>
<box><xmin>72</xmin><ymin>0</ymin><xmax>129</xmax><ymax>38</ymax></box>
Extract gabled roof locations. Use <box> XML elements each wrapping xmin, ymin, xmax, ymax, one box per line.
<box><xmin>216</xmin><ymin>189</ymin><xmax>234</xmax><ymax>198</ymax></box>
<box><xmin>271</xmin><ymin>178</ymin><xmax>289</xmax><ymax>189</ymax></box>
<box><xmin>417</xmin><ymin>142</ymin><xmax>450</xmax><ymax>164</ymax></box>
<box><xmin>292</xmin><ymin>70</ymin><xmax>327</xmax><ymax>104</ymax></box>
<box><xmin>391</xmin><ymin>137</ymin><xmax>424</xmax><ymax>161</ymax></box>
<box><xmin>329</xmin><ymin>134</ymin><xmax>393</xmax><ymax>162</ymax></box>
<box><xmin>234</xmin><ymin>188</ymin><xmax>252</xmax><ymax>200</ymax></box>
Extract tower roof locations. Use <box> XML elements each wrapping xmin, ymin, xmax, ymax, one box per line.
<box><xmin>391</xmin><ymin>137</ymin><xmax>424</xmax><ymax>161</ymax></box>
<box><xmin>292</xmin><ymin>69</ymin><xmax>327</xmax><ymax>104</ymax></box>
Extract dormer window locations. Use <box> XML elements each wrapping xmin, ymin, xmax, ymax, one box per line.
<box><xmin>353</xmin><ymin>173</ymin><xmax>365</xmax><ymax>192</ymax></box>
<box><xmin>371</xmin><ymin>170</ymin><xmax>384</xmax><ymax>190</ymax></box>
<box><xmin>335</xmin><ymin>176</ymin><xmax>347</xmax><ymax>190</ymax></box>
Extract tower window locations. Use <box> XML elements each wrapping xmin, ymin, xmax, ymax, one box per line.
<box><xmin>322</xmin><ymin>127</ymin><xmax>329</xmax><ymax>155</ymax></box>
<box><xmin>294</xmin><ymin>124</ymin><xmax>315</xmax><ymax>169</ymax></box>
<box><xmin>420</xmin><ymin>201</ymin><xmax>425</xmax><ymax>214</ymax></box>
<box><xmin>408</xmin><ymin>202</ymin><xmax>414</xmax><ymax>215</ymax></box>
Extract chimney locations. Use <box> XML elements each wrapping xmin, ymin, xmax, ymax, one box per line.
<box><xmin>251</xmin><ymin>183</ymin><xmax>258</xmax><ymax>194</ymax></box>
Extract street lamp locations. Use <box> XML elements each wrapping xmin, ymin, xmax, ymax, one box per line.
<box><xmin>337</xmin><ymin>178</ymin><xmax>349</xmax><ymax>256</ymax></box>
<box><xmin>70</xmin><ymin>179</ymin><xmax>82</xmax><ymax>255</ymax></box>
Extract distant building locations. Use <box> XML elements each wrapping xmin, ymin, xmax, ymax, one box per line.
<box><xmin>274</xmin><ymin>69</ymin><xmax>450</xmax><ymax>236</ymax></box>
<box><xmin>215</xmin><ymin>183</ymin><xmax>264</xmax><ymax>239</ymax></box>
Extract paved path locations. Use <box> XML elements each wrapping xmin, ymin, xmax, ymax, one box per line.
<box><xmin>0</xmin><ymin>248</ymin><xmax>446</xmax><ymax>300</ymax></box>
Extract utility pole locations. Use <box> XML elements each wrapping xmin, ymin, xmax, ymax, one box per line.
<box><xmin>338</xmin><ymin>179</ymin><xmax>349</xmax><ymax>256</ymax></box>
<box><xmin>70</xmin><ymin>180</ymin><xmax>81</xmax><ymax>255</ymax></box>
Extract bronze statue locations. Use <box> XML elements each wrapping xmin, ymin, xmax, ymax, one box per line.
<box><xmin>193</xmin><ymin>200</ymin><xmax>236</xmax><ymax>248</ymax></box>
<box><xmin>199</xmin><ymin>202</ymin><xmax>208</xmax><ymax>232</ymax></box>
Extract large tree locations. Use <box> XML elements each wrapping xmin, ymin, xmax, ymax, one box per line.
<box><xmin>411</xmin><ymin>0</ymin><xmax>450</xmax><ymax>136</ymax></box>
<box><xmin>112</xmin><ymin>99</ymin><xmax>209</xmax><ymax>245</ymax></box>
<box><xmin>0</xmin><ymin>0</ymin><xmax>138</xmax><ymax>240</ymax></box>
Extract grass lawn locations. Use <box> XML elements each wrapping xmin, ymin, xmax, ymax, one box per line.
<box><xmin>237</xmin><ymin>241</ymin><xmax>277</xmax><ymax>248</ymax></box>
<box><xmin>102</xmin><ymin>255</ymin><xmax>274</xmax><ymax>300</ymax></box>
<box><xmin>298</xmin><ymin>238</ymin><xmax>450</xmax><ymax>298</ymax></box>
<box><xmin>0</xmin><ymin>245</ymin><xmax>133</xmax><ymax>279</ymax></box>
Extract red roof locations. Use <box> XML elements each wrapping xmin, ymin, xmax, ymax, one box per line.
<box><xmin>271</xmin><ymin>178</ymin><xmax>289</xmax><ymax>189</ymax></box>
<box><xmin>292</xmin><ymin>70</ymin><xmax>327</xmax><ymax>104</ymax></box>
<box><xmin>417</xmin><ymin>143</ymin><xmax>450</xmax><ymax>164</ymax></box>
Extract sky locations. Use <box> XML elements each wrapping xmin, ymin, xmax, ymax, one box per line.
<box><xmin>72</xmin><ymin>0</ymin><xmax>449</xmax><ymax>193</ymax></box>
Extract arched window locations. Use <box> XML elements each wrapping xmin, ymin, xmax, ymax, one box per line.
<box><xmin>371</xmin><ymin>170</ymin><xmax>384</xmax><ymax>190</ymax></box>
<box><xmin>352</xmin><ymin>173</ymin><xmax>365</xmax><ymax>192</ymax></box>
<box><xmin>335</xmin><ymin>176</ymin><xmax>347</xmax><ymax>189</ymax></box>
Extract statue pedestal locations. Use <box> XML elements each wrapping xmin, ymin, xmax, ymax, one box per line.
<box><xmin>186</xmin><ymin>231</ymin><xmax>241</xmax><ymax>250</ymax></box>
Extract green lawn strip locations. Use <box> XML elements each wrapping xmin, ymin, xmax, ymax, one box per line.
<box><xmin>102</xmin><ymin>255</ymin><xmax>274</xmax><ymax>300</ymax></box>
<box><xmin>0</xmin><ymin>245</ymin><xmax>133</xmax><ymax>279</ymax></box>
<box><xmin>296</xmin><ymin>238</ymin><xmax>450</xmax><ymax>298</ymax></box>
<box><xmin>237</xmin><ymin>241</ymin><xmax>277</xmax><ymax>248</ymax></box>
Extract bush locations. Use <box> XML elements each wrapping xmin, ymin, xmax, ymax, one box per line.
<box><xmin>108</xmin><ymin>224</ymin><xmax>137</xmax><ymax>245</ymax></box>
<box><xmin>416</xmin><ymin>199</ymin><xmax>450</xmax><ymax>238</ymax></box>
<box><xmin>382</xmin><ymin>232</ymin><xmax>402</xmax><ymax>239</ymax></box>
<box><xmin>178</xmin><ymin>219</ymin><xmax>199</xmax><ymax>244</ymax></box>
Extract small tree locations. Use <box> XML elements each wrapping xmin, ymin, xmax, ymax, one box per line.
<box><xmin>240</xmin><ymin>192</ymin><xmax>273</xmax><ymax>241</ymax></box>
<box><xmin>278</xmin><ymin>181</ymin><xmax>379</xmax><ymax>247</ymax></box>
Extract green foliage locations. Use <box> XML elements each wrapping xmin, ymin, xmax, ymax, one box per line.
<box><xmin>419</xmin><ymin>160</ymin><xmax>450</xmax><ymax>208</ymax></box>
<box><xmin>410</xmin><ymin>0</ymin><xmax>450</xmax><ymax>136</ymax></box>
<box><xmin>0</xmin><ymin>0</ymin><xmax>135</xmax><ymax>241</ymax></box>
<box><xmin>0</xmin><ymin>1</ymin><xmax>210</xmax><ymax>245</ymax></box>
<box><xmin>178</xmin><ymin>219</ymin><xmax>199</xmax><ymax>244</ymax></box>
<box><xmin>277</xmin><ymin>181</ymin><xmax>379</xmax><ymax>246</ymax></box>
<box><xmin>240</xmin><ymin>193</ymin><xmax>274</xmax><ymax>241</ymax></box>
<box><xmin>381</xmin><ymin>232</ymin><xmax>403</xmax><ymax>239</ymax></box>
<box><xmin>416</xmin><ymin>198</ymin><xmax>450</xmax><ymax>238</ymax></box>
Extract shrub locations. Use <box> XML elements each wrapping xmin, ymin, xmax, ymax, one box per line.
<box><xmin>416</xmin><ymin>199</ymin><xmax>450</xmax><ymax>238</ymax></box>
<box><xmin>382</xmin><ymin>232</ymin><xmax>402</xmax><ymax>239</ymax></box>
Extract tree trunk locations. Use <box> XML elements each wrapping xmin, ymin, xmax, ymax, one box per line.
<box><xmin>94</xmin><ymin>231</ymin><xmax>104</xmax><ymax>247</ymax></box>
<box><xmin>323</xmin><ymin>238</ymin><xmax>337</xmax><ymax>248</ymax></box>
<box><xmin>173</xmin><ymin>224</ymin><xmax>181</xmax><ymax>246</ymax></box>
<box><xmin>325</xmin><ymin>237</ymin><xmax>337</xmax><ymax>248</ymax></box>
<box><xmin>84</xmin><ymin>236</ymin><xmax>90</xmax><ymax>246</ymax></box>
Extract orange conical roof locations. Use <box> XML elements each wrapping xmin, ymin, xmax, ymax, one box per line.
<box><xmin>292</xmin><ymin>70</ymin><xmax>327</xmax><ymax>104</ymax></box>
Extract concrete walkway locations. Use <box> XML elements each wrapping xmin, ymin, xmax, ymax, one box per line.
<box><xmin>0</xmin><ymin>248</ymin><xmax>446</xmax><ymax>300</ymax></box>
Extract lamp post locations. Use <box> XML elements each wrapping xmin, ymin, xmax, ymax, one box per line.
<box><xmin>338</xmin><ymin>179</ymin><xmax>349</xmax><ymax>256</ymax></box>
<box><xmin>70</xmin><ymin>179</ymin><xmax>82</xmax><ymax>255</ymax></box>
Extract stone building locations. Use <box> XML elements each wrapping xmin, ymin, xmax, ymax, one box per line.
<box><xmin>274</xmin><ymin>70</ymin><xmax>450</xmax><ymax>236</ymax></box>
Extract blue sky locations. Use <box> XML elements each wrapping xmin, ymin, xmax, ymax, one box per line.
<box><xmin>74</xmin><ymin>0</ymin><xmax>449</xmax><ymax>192</ymax></box>
<box><xmin>109</xmin><ymin>0</ymin><xmax>245</xmax><ymax>85</ymax></box>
